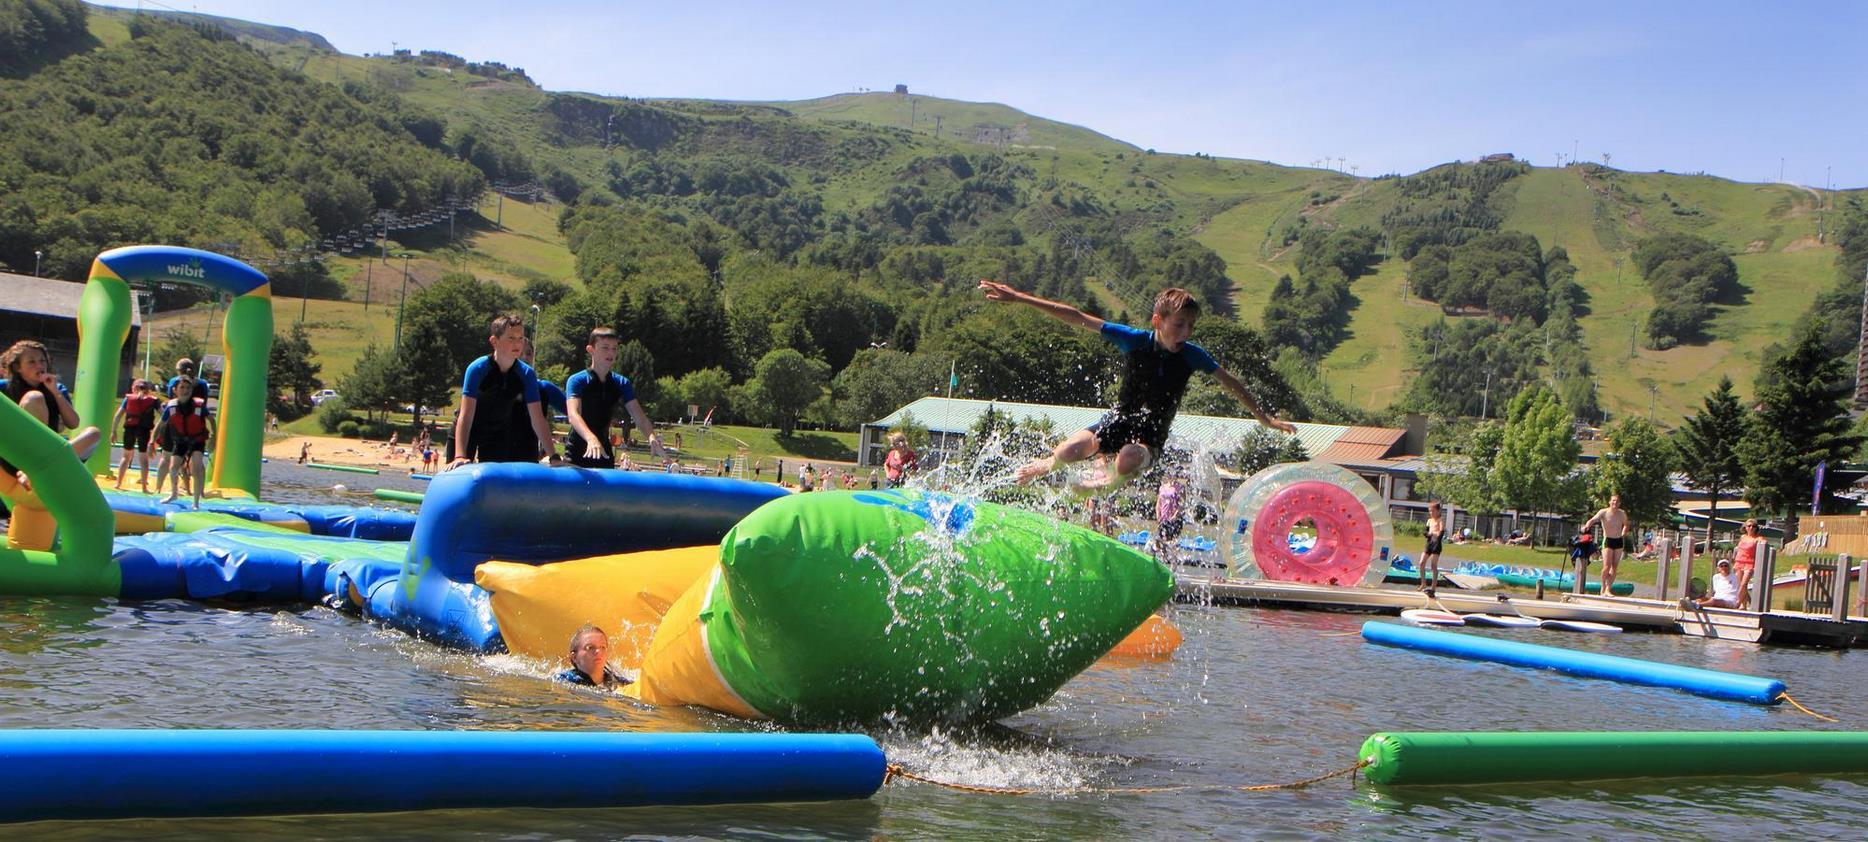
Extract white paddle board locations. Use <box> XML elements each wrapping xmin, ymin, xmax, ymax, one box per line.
<box><xmin>1400</xmin><ymin>608</ymin><xmax>1466</xmax><ymax>626</ymax></box>
<box><xmin>1539</xmin><ymin>619</ymin><xmax>1623</xmax><ymax>633</ymax></box>
<box><xmin>1460</xmin><ymin>613</ymin><xmax>1541</xmax><ymax>629</ymax></box>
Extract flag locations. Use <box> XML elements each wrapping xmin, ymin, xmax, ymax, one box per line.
<box><xmin>1813</xmin><ymin>460</ymin><xmax>1827</xmax><ymax>516</ymax></box>
<box><xmin>948</xmin><ymin>361</ymin><xmax>957</xmax><ymax>397</ymax></box>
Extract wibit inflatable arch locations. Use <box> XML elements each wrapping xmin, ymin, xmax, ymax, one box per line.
<box><xmin>75</xmin><ymin>246</ymin><xmax>272</xmax><ymax>498</ymax></box>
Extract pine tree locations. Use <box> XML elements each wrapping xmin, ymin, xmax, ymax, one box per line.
<box><xmin>1740</xmin><ymin>321</ymin><xmax>1864</xmax><ymax>537</ymax></box>
<box><xmin>1673</xmin><ymin>376</ymin><xmax>1745</xmax><ymax>541</ymax></box>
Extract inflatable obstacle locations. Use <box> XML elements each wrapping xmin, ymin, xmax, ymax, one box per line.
<box><xmin>1224</xmin><ymin>462</ymin><xmax>1393</xmax><ymax>587</ymax></box>
<box><xmin>1361</xmin><ymin>621</ymin><xmax>1786</xmax><ymax>705</ymax></box>
<box><xmin>1358</xmin><ymin>731</ymin><xmax>1868</xmax><ymax>786</ymax></box>
<box><xmin>0</xmin><ymin>729</ymin><xmax>885</xmax><ymax>821</ymax></box>
<box><xmin>361</xmin><ymin>464</ymin><xmax>790</xmax><ymax>650</ymax></box>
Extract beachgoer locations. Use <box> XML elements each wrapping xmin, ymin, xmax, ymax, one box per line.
<box><xmin>555</xmin><ymin>624</ymin><xmax>629</xmax><ymax>689</ymax></box>
<box><xmin>883</xmin><ymin>432</ymin><xmax>918</xmax><ymax>489</ymax></box>
<box><xmin>1153</xmin><ymin>475</ymin><xmax>1185</xmax><ymax>560</ymax></box>
<box><xmin>1</xmin><ymin>340</ymin><xmax>102</xmax><ymax>489</ymax></box>
<box><xmin>1693</xmin><ymin>559</ymin><xmax>1740</xmax><ymax>609</ymax></box>
<box><xmin>1734</xmin><ymin>519</ymin><xmax>1763</xmax><ymax>610</ymax></box>
<box><xmin>111</xmin><ymin>379</ymin><xmax>161</xmax><ymax>492</ymax></box>
<box><xmin>449</xmin><ymin>314</ymin><xmax>557</xmax><ymax>469</ymax></box>
<box><xmin>1421</xmin><ymin>501</ymin><xmax>1445</xmax><ymax>592</ymax></box>
<box><xmin>152</xmin><ymin>377</ymin><xmax>213</xmax><ymax>509</ymax></box>
<box><xmin>299</xmin><ymin>441</ymin><xmax>312</xmax><ymax>464</ymax></box>
<box><xmin>565</xmin><ymin>327</ymin><xmax>664</xmax><ymax>469</ymax></box>
<box><xmin>868</xmin><ymin>469</ymin><xmax>879</xmax><ymax>490</ymax></box>
<box><xmin>1581</xmin><ymin>493</ymin><xmax>1630</xmax><ymax>596</ymax></box>
<box><xmin>980</xmin><ymin>281</ymin><xmax>1295</xmax><ymax>495</ymax></box>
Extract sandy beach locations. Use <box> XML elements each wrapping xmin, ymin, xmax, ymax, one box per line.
<box><xmin>263</xmin><ymin>434</ymin><xmax>427</xmax><ymax>473</ymax></box>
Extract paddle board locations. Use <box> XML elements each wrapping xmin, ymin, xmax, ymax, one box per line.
<box><xmin>1539</xmin><ymin>619</ymin><xmax>1623</xmax><ymax>633</ymax></box>
<box><xmin>1460</xmin><ymin>613</ymin><xmax>1541</xmax><ymax>629</ymax></box>
<box><xmin>1400</xmin><ymin>608</ymin><xmax>1466</xmax><ymax>626</ymax></box>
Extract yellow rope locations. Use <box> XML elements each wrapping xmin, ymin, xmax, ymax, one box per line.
<box><xmin>882</xmin><ymin>759</ymin><xmax>1369</xmax><ymax>796</ymax></box>
<box><xmin>1779</xmin><ymin>692</ymin><xmax>1840</xmax><ymax>722</ymax></box>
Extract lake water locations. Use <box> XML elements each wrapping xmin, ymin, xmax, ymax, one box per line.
<box><xmin>1</xmin><ymin>461</ymin><xmax>1863</xmax><ymax>838</ymax></box>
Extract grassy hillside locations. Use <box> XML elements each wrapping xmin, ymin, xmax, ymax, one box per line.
<box><xmin>72</xmin><ymin>9</ymin><xmax>1861</xmax><ymax>428</ymax></box>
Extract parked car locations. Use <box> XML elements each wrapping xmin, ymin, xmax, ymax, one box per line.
<box><xmin>312</xmin><ymin>389</ymin><xmax>340</xmax><ymax>406</ymax></box>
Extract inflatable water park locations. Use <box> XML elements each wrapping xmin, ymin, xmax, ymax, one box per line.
<box><xmin>3</xmin><ymin>247</ymin><xmax>1865</xmax><ymax>825</ymax></box>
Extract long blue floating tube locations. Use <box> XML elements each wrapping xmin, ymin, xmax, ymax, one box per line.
<box><xmin>1361</xmin><ymin>621</ymin><xmax>1786</xmax><ymax>705</ymax></box>
<box><xmin>0</xmin><ymin>730</ymin><xmax>886</xmax><ymax>822</ymax></box>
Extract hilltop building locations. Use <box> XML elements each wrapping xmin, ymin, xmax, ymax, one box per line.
<box><xmin>893</xmin><ymin>84</ymin><xmax>908</xmax><ymax>94</ymax></box>
<box><xmin>0</xmin><ymin>272</ymin><xmax>143</xmax><ymax>393</ymax></box>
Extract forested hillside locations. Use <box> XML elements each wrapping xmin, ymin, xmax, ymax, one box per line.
<box><xmin>9</xmin><ymin>1</ymin><xmax>1863</xmax><ymax>431</ymax></box>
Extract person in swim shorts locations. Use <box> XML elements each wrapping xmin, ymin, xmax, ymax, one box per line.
<box><xmin>980</xmin><ymin>281</ymin><xmax>1295</xmax><ymax>495</ymax></box>
<box><xmin>1421</xmin><ymin>501</ymin><xmax>1446</xmax><ymax>592</ymax></box>
<box><xmin>111</xmin><ymin>379</ymin><xmax>161</xmax><ymax>491</ymax></box>
<box><xmin>1581</xmin><ymin>492</ymin><xmax>1630</xmax><ymax>595</ymax></box>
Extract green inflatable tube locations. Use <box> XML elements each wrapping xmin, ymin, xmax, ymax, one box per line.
<box><xmin>1358</xmin><ymin>731</ymin><xmax>1868</xmax><ymax>786</ymax></box>
<box><xmin>372</xmin><ymin>488</ymin><xmax>424</xmax><ymax>504</ymax></box>
<box><xmin>0</xmin><ymin>394</ymin><xmax>119</xmax><ymax>595</ymax></box>
<box><xmin>704</xmin><ymin>489</ymin><xmax>1173</xmax><ymax>723</ymax></box>
<box><xmin>1495</xmin><ymin>572</ymin><xmax>1633</xmax><ymax>596</ymax></box>
<box><xmin>307</xmin><ymin>463</ymin><xmax>380</xmax><ymax>475</ymax></box>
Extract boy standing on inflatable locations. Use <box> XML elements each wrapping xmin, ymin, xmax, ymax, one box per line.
<box><xmin>979</xmin><ymin>281</ymin><xmax>1296</xmax><ymax>493</ymax></box>
<box><xmin>450</xmin><ymin>315</ymin><xmax>558</xmax><ymax>469</ymax></box>
<box><xmin>564</xmin><ymin>327</ymin><xmax>664</xmax><ymax>469</ymax></box>
<box><xmin>153</xmin><ymin>378</ymin><xmax>213</xmax><ymax>509</ymax></box>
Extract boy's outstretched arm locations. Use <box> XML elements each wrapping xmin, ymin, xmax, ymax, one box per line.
<box><xmin>1213</xmin><ymin>367</ymin><xmax>1297</xmax><ymax>434</ymax></box>
<box><xmin>624</xmin><ymin>399</ymin><xmax>665</xmax><ymax>459</ymax></box>
<box><xmin>978</xmin><ymin>280</ymin><xmax>1103</xmax><ymax>332</ymax></box>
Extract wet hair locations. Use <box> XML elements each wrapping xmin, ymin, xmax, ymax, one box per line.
<box><xmin>489</xmin><ymin>314</ymin><xmax>527</xmax><ymax>339</ymax></box>
<box><xmin>568</xmin><ymin>623</ymin><xmax>607</xmax><ymax>654</ymax></box>
<box><xmin>1152</xmin><ymin>287</ymin><xmax>1200</xmax><ymax>318</ymax></box>
<box><xmin>588</xmin><ymin>327</ymin><xmax>619</xmax><ymax>346</ymax></box>
<box><xmin>2</xmin><ymin>340</ymin><xmax>50</xmax><ymax>401</ymax></box>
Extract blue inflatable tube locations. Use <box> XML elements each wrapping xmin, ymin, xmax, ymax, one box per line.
<box><xmin>0</xmin><ymin>729</ymin><xmax>885</xmax><ymax>821</ymax></box>
<box><xmin>104</xmin><ymin>493</ymin><xmax>418</xmax><ymax>540</ymax></box>
<box><xmin>112</xmin><ymin>529</ymin><xmax>410</xmax><ymax>602</ymax></box>
<box><xmin>380</xmin><ymin>464</ymin><xmax>791</xmax><ymax>651</ymax></box>
<box><xmin>1361</xmin><ymin>621</ymin><xmax>1787</xmax><ymax>705</ymax></box>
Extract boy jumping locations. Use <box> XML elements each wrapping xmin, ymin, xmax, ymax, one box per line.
<box><xmin>449</xmin><ymin>314</ymin><xmax>558</xmax><ymax>469</ymax></box>
<box><xmin>979</xmin><ymin>280</ymin><xmax>1296</xmax><ymax>493</ymax></box>
<box><xmin>565</xmin><ymin>327</ymin><xmax>664</xmax><ymax>468</ymax></box>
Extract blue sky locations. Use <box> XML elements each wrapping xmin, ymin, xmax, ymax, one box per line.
<box><xmin>122</xmin><ymin>1</ymin><xmax>1868</xmax><ymax>187</ymax></box>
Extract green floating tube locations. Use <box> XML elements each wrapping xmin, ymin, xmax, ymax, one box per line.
<box><xmin>306</xmin><ymin>462</ymin><xmax>380</xmax><ymax>475</ymax></box>
<box><xmin>165</xmin><ymin>510</ymin><xmax>304</xmax><ymax>535</ymax></box>
<box><xmin>1495</xmin><ymin>572</ymin><xmax>1633</xmax><ymax>596</ymax></box>
<box><xmin>373</xmin><ymin>488</ymin><xmax>425</xmax><ymax>504</ymax></box>
<box><xmin>1358</xmin><ymin>731</ymin><xmax>1868</xmax><ymax>786</ymax></box>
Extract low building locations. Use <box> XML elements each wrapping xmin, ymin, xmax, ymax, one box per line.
<box><xmin>860</xmin><ymin>396</ymin><xmax>1425</xmax><ymax>506</ymax></box>
<box><xmin>0</xmin><ymin>272</ymin><xmax>143</xmax><ymax>394</ymax></box>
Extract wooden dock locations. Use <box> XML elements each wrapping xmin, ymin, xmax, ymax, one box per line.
<box><xmin>1175</xmin><ymin>575</ymin><xmax>1868</xmax><ymax>648</ymax></box>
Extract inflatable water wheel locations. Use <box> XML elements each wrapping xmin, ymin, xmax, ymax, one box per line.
<box><xmin>1223</xmin><ymin>461</ymin><xmax>1392</xmax><ymax>587</ymax></box>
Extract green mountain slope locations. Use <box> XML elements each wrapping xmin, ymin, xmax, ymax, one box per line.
<box><xmin>36</xmin><ymin>5</ymin><xmax>1865</xmax><ymax>427</ymax></box>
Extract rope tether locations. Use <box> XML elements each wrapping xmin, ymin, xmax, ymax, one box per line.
<box><xmin>1778</xmin><ymin>692</ymin><xmax>1839</xmax><ymax>722</ymax></box>
<box><xmin>882</xmin><ymin>758</ymin><xmax>1370</xmax><ymax>796</ymax></box>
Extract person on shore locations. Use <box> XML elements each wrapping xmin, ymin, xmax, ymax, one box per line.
<box><xmin>153</xmin><ymin>377</ymin><xmax>213</xmax><ymax>509</ymax></box>
<box><xmin>979</xmin><ymin>281</ymin><xmax>1295</xmax><ymax>495</ymax></box>
<box><xmin>111</xmin><ymin>379</ymin><xmax>161</xmax><ymax>492</ymax></box>
<box><xmin>298</xmin><ymin>441</ymin><xmax>312</xmax><ymax>464</ymax></box>
<box><xmin>1581</xmin><ymin>493</ymin><xmax>1630</xmax><ymax>596</ymax></box>
<box><xmin>555</xmin><ymin>624</ymin><xmax>629</xmax><ymax>689</ymax></box>
<box><xmin>564</xmin><ymin>327</ymin><xmax>663</xmax><ymax>469</ymax></box>
<box><xmin>883</xmin><ymin>432</ymin><xmax>918</xmax><ymax>489</ymax></box>
<box><xmin>1420</xmin><ymin>501</ymin><xmax>1446</xmax><ymax>592</ymax></box>
<box><xmin>1153</xmin><ymin>475</ymin><xmax>1185</xmax><ymax>561</ymax></box>
<box><xmin>1</xmin><ymin>340</ymin><xmax>102</xmax><ymax>489</ymax></box>
<box><xmin>449</xmin><ymin>315</ymin><xmax>557</xmax><ymax>469</ymax></box>
<box><xmin>1734</xmin><ymin>518</ymin><xmax>1764</xmax><ymax>610</ymax></box>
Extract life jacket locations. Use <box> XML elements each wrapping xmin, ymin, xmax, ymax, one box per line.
<box><xmin>1110</xmin><ymin>337</ymin><xmax>1200</xmax><ymax>445</ymax></box>
<box><xmin>566</xmin><ymin>370</ymin><xmax>625</xmax><ymax>455</ymax></box>
<box><xmin>167</xmin><ymin>399</ymin><xmax>209</xmax><ymax>438</ymax></box>
<box><xmin>123</xmin><ymin>394</ymin><xmax>160</xmax><ymax>427</ymax></box>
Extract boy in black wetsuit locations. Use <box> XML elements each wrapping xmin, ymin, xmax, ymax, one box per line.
<box><xmin>979</xmin><ymin>281</ymin><xmax>1296</xmax><ymax>494</ymax></box>
<box><xmin>564</xmin><ymin>327</ymin><xmax>664</xmax><ymax>468</ymax></box>
<box><xmin>449</xmin><ymin>314</ymin><xmax>558</xmax><ymax>469</ymax></box>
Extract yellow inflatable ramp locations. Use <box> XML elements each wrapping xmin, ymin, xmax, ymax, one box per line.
<box><xmin>475</xmin><ymin>546</ymin><xmax>717</xmax><ymax>670</ymax></box>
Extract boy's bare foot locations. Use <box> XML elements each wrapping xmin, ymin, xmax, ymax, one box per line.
<box><xmin>160</xmin><ymin>492</ymin><xmax>178</xmax><ymax>504</ymax></box>
<box><xmin>1013</xmin><ymin>456</ymin><xmax>1056</xmax><ymax>484</ymax></box>
<box><xmin>15</xmin><ymin>471</ymin><xmax>31</xmax><ymax>492</ymax></box>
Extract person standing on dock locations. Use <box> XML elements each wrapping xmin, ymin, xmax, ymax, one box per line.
<box><xmin>1581</xmin><ymin>493</ymin><xmax>1630</xmax><ymax>596</ymax></box>
<box><xmin>1420</xmin><ymin>501</ymin><xmax>1446</xmax><ymax>592</ymax></box>
<box><xmin>1733</xmin><ymin>518</ymin><xmax>1763</xmax><ymax>610</ymax></box>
